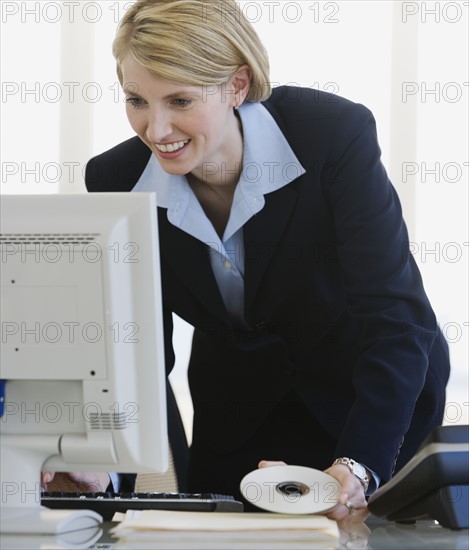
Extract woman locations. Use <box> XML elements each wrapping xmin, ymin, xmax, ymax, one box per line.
<box><xmin>84</xmin><ymin>0</ymin><xmax>450</xmax><ymax>521</ymax></box>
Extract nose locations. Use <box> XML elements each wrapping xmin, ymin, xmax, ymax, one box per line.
<box><xmin>146</xmin><ymin>108</ymin><xmax>173</xmax><ymax>143</ymax></box>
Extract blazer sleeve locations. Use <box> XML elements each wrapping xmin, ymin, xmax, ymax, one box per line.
<box><xmin>321</xmin><ymin>104</ymin><xmax>439</xmax><ymax>479</ymax></box>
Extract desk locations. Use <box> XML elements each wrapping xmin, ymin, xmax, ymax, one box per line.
<box><xmin>2</xmin><ymin>517</ymin><xmax>468</xmax><ymax>549</ymax></box>
<box><xmin>360</xmin><ymin>517</ymin><xmax>468</xmax><ymax>549</ymax></box>
<box><xmin>103</xmin><ymin>516</ymin><xmax>469</xmax><ymax>550</ymax></box>
<box><xmin>100</xmin><ymin>516</ymin><xmax>468</xmax><ymax>549</ymax></box>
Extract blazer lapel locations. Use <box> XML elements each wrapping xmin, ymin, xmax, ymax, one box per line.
<box><xmin>157</xmin><ymin>210</ymin><xmax>228</xmax><ymax>322</ymax></box>
<box><xmin>244</xmin><ymin>182</ymin><xmax>298</xmax><ymax>310</ymax></box>
<box><xmin>157</xmin><ymin>176</ymin><xmax>299</xmax><ymax>323</ymax></box>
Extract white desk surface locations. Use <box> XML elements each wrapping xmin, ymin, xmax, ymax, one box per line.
<box><xmin>3</xmin><ymin>516</ymin><xmax>468</xmax><ymax>550</ymax></box>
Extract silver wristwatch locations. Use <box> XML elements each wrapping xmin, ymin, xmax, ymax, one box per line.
<box><xmin>332</xmin><ymin>457</ymin><xmax>369</xmax><ymax>493</ymax></box>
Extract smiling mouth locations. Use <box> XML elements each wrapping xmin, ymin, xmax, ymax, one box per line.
<box><xmin>155</xmin><ymin>140</ymin><xmax>189</xmax><ymax>153</ymax></box>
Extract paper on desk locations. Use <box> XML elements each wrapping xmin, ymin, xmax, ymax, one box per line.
<box><xmin>110</xmin><ymin>510</ymin><xmax>339</xmax><ymax>544</ymax></box>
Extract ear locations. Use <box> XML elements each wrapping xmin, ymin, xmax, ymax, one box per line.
<box><xmin>230</xmin><ymin>64</ymin><xmax>252</xmax><ymax>108</ymax></box>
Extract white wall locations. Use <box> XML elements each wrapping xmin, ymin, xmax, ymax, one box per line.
<box><xmin>1</xmin><ymin>1</ymin><xmax>468</xmax><ymax>437</ymax></box>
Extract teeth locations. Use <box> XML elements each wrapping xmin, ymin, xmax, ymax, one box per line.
<box><xmin>156</xmin><ymin>140</ymin><xmax>188</xmax><ymax>153</ymax></box>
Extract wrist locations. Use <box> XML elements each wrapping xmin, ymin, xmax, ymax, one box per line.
<box><xmin>332</xmin><ymin>457</ymin><xmax>369</xmax><ymax>493</ymax></box>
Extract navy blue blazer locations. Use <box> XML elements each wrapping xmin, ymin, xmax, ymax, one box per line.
<box><xmin>86</xmin><ymin>86</ymin><xmax>450</xmax><ymax>489</ymax></box>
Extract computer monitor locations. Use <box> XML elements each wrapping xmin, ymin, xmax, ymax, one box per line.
<box><xmin>0</xmin><ymin>193</ymin><xmax>168</xmax><ymax>534</ymax></box>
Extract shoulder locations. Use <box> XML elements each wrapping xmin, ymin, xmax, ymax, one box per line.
<box><xmin>263</xmin><ymin>85</ymin><xmax>373</xmax><ymax>127</ymax></box>
<box><xmin>261</xmin><ymin>86</ymin><xmax>378</xmax><ymax>166</ymax></box>
<box><xmin>85</xmin><ymin>136</ymin><xmax>151</xmax><ymax>192</ymax></box>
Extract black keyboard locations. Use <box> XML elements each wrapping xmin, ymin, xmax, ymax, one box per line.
<box><xmin>42</xmin><ymin>491</ymin><xmax>244</xmax><ymax>520</ymax></box>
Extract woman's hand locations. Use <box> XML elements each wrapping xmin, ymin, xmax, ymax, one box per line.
<box><xmin>41</xmin><ymin>472</ymin><xmax>111</xmax><ymax>493</ymax></box>
<box><xmin>323</xmin><ymin>464</ymin><xmax>369</xmax><ymax>523</ymax></box>
<box><xmin>258</xmin><ymin>460</ymin><xmax>287</xmax><ymax>468</ymax></box>
<box><xmin>258</xmin><ymin>460</ymin><xmax>369</xmax><ymax>523</ymax></box>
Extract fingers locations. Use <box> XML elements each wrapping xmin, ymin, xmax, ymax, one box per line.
<box><xmin>42</xmin><ymin>472</ymin><xmax>55</xmax><ymax>484</ymax></box>
<box><xmin>324</xmin><ymin>465</ymin><xmax>368</xmax><ymax>523</ymax></box>
<box><xmin>325</xmin><ymin>493</ymin><xmax>369</xmax><ymax>523</ymax></box>
<box><xmin>258</xmin><ymin>460</ymin><xmax>287</xmax><ymax>468</ymax></box>
<box><xmin>40</xmin><ymin>472</ymin><xmax>110</xmax><ymax>493</ymax></box>
<box><xmin>41</xmin><ymin>472</ymin><xmax>55</xmax><ymax>490</ymax></box>
<box><xmin>326</xmin><ymin>496</ymin><xmax>362</xmax><ymax>522</ymax></box>
<box><xmin>66</xmin><ymin>472</ymin><xmax>110</xmax><ymax>492</ymax></box>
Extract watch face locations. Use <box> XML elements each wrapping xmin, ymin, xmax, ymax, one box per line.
<box><xmin>353</xmin><ymin>462</ymin><xmax>366</xmax><ymax>479</ymax></box>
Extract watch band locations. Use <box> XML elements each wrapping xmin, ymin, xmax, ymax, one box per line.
<box><xmin>332</xmin><ymin>457</ymin><xmax>370</xmax><ymax>493</ymax></box>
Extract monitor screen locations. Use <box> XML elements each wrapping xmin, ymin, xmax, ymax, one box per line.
<box><xmin>0</xmin><ymin>193</ymin><xmax>168</xmax><ymax>533</ymax></box>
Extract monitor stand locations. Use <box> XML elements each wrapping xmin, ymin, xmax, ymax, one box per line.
<box><xmin>1</xmin><ymin>435</ymin><xmax>102</xmax><ymax>534</ymax></box>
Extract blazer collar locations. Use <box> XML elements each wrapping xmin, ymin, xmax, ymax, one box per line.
<box><xmin>157</xmin><ymin>181</ymin><xmax>299</xmax><ymax>324</ymax></box>
<box><xmin>157</xmin><ymin>212</ymin><xmax>229</xmax><ymax>323</ymax></box>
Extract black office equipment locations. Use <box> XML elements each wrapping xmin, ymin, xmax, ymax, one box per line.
<box><xmin>368</xmin><ymin>425</ymin><xmax>469</xmax><ymax>529</ymax></box>
<box><xmin>42</xmin><ymin>491</ymin><xmax>244</xmax><ymax>519</ymax></box>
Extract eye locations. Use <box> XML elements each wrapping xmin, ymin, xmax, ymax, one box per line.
<box><xmin>171</xmin><ymin>98</ymin><xmax>192</xmax><ymax>108</ymax></box>
<box><xmin>125</xmin><ymin>96</ymin><xmax>146</xmax><ymax>109</ymax></box>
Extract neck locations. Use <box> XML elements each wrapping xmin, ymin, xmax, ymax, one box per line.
<box><xmin>187</xmin><ymin>172</ymin><xmax>237</xmax><ymax>203</ymax></box>
<box><xmin>190</xmin><ymin>110</ymin><xmax>244</xmax><ymax>188</ymax></box>
<box><xmin>187</xmin><ymin>173</ymin><xmax>237</xmax><ymax>239</ymax></box>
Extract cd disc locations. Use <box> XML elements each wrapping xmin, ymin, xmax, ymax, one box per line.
<box><xmin>240</xmin><ymin>465</ymin><xmax>340</xmax><ymax>514</ymax></box>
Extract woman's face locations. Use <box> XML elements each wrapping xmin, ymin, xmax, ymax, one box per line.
<box><xmin>121</xmin><ymin>55</ymin><xmax>248</xmax><ymax>186</ymax></box>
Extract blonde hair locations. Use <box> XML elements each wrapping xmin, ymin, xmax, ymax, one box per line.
<box><xmin>113</xmin><ymin>0</ymin><xmax>271</xmax><ymax>102</ymax></box>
